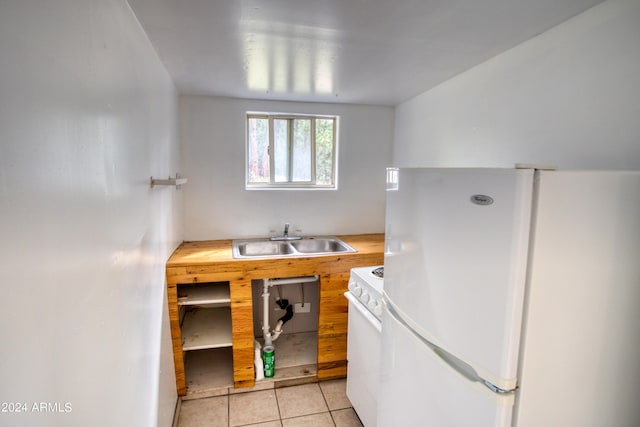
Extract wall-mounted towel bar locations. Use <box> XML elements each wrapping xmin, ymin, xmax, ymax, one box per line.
<box><xmin>150</xmin><ymin>174</ymin><xmax>188</xmax><ymax>189</ymax></box>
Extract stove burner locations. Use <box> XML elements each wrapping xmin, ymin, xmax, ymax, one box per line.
<box><xmin>371</xmin><ymin>267</ymin><xmax>384</xmax><ymax>278</ymax></box>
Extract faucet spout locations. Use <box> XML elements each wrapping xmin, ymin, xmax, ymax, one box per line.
<box><xmin>270</xmin><ymin>223</ymin><xmax>302</xmax><ymax>241</ymax></box>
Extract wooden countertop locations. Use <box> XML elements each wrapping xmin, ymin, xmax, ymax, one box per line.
<box><xmin>167</xmin><ymin>233</ymin><xmax>385</xmax><ymax>267</ymax></box>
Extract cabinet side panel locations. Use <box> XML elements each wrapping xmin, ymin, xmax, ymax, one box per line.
<box><xmin>167</xmin><ymin>283</ymin><xmax>186</xmax><ymax>395</ymax></box>
<box><xmin>318</xmin><ymin>273</ymin><xmax>349</xmax><ymax>378</ymax></box>
<box><xmin>230</xmin><ymin>278</ymin><xmax>256</xmax><ymax>388</ymax></box>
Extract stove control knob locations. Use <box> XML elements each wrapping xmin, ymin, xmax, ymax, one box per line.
<box><xmin>373</xmin><ymin>303</ymin><xmax>383</xmax><ymax>317</ymax></box>
<box><xmin>361</xmin><ymin>291</ymin><xmax>370</xmax><ymax>304</ymax></box>
<box><xmin>367</xmin><ymin>299</ymin><xmax>378</xmax><ymax>312</ymax></box>
<box><xmin>349</xmin><ymin>282</ymin><xmax>362</xmax><ymax>297</ymax></box>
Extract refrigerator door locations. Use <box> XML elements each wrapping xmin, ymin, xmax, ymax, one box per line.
<box><xmin>384</xmin><ymin>168</ymin><xmax>533</xmax><ymax>389</ymax></box>
<box><xmin>378</xmin><ymin>302</ymin><xmax>514</xmax><ymax>427</ymax></box>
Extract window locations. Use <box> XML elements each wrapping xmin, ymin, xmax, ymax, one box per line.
<box><xmin>246</xmin><ymin>112</ymin><xmax>338</xmax><ymax>189</ymax></box>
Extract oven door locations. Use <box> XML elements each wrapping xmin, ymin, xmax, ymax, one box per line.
<box><xmin>345</xmin><ymin>291</ymin><xmax>382</xmax><ymax>427</ymax></box>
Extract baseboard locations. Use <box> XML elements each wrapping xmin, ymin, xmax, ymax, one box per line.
<box><xmin>171</xmin><ymin>396</ymin><xmax>182</xmax><ymax>427</ymax></box>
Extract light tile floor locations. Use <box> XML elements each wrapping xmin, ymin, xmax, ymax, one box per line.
<box><xmin>177</xmin><ymin>379</ymin><xmax>363</xmax><ymax>427</ymax></box>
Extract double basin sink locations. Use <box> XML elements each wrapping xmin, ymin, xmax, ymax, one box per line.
<box><xmin>232</xmin><ymin>236</ymin><xmax>357</xmax><ymax>259</ymax></box>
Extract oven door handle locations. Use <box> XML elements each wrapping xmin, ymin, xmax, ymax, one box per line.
<box><xmin>344</xmin><ymin>292</ymin><xmax>382</xmax><ymax>333</ymax></box>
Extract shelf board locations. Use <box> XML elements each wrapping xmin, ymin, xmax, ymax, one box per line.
<box><xmin>181</xmin><ymin>307</ymin><xmax>232</xmax><ymax>351</ymax></box>
<box><xmin>178</xmin><ymin>284</ymin><xmax>231</xmax><ymax>306</ymax></box>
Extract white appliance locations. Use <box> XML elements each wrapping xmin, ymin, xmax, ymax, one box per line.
<box><xmin>379</xmin><ymin>168</ymin><xmax>640</xmax><ymax>427</ymax></box>
<box><xmin>345</xmin><ymin>266</ymin><xmax>384</xmax><ymax>427</ymax></box>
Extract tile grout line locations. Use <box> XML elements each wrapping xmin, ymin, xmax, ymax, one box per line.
<box><xmin>318</xmin><ymin>383</ymin><xmax>338</xmax><ymax>427</ymax></box>
<box><xmin>274</xmin><ymin>386</ymin><xmax>283</xmax><ymax>425</ymax></box>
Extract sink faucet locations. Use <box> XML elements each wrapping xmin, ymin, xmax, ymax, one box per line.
<box><xmin>270</xmin><ymin>223</ymin><xmax>302</xmax><ymax>241</ymax></box>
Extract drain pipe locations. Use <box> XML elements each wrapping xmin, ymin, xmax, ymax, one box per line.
<box><xmin>261</xmin><ymin>275</ymin><xmax>318</xmax><ymax>347</ymax></box>
<box><xmin>262</xmin><ymin>279</ymin><xmax>274</xmax><ymax>347</ymax></box>
<box><xmin>273</xmin><ymin>303</ymin><xmax>294</xmax><ymax>336</ymax></box>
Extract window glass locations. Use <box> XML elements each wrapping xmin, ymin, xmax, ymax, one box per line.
<box><xmin>315</xmin><ymin>119</ymin><xmax>334</xmax><ymax>186</ymax></box>
<box><xmin>292</xmin><ymin>119</ymin><xmax>311</xmax><ymax>182</ymax></box>
<box><xmin>273</xmin><ymin>119</ymin><xmax>289</xmax><ymax>183</ymax></box>
<box><xmin>247</xmin><ymin>118</ymin><xmax>269</xmax><ymax>183</ymax></box>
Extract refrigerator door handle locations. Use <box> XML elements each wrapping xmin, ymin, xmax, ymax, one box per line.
<box><xmin>384</xmin><ymin>299</ymin><xmax>515</xmax><ymax>396</ymax></box>
<box><xmin>431</xmin><ymin>345</ymin><xmax>514</xmax><ymax>395</ymax></box>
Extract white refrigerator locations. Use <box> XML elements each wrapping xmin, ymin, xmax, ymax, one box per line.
<box><xmin>378</xmin><ymin>168</ymin><xmax>640</xmax><ymax>427</ymax></box>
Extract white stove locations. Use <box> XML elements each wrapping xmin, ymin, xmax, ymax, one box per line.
<box><xmin>347</xmin><ymin>265</ymin><xmax>384</xmax><ymax>320</ymax></box>
<box><xmin>345</xmin><ymin>265</ymin><xmax>384</xmax><ymax>427</ymax></box>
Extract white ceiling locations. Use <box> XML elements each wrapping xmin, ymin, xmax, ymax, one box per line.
<box><xmin>128</xmin><ymin>0</ymin><xmax>603</xmax><ymax>106</ymax></box>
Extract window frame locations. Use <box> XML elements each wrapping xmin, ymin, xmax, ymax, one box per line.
<box><xmin>245</xmin><ymin>112</ymin><xmax>338</xmax><ymax>190</ymax></box>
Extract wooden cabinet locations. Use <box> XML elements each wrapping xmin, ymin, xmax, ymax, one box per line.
<box><xmin>166</xmin><ymin>234</ymin><xmax>384</xmax><ymax>396</ymax></box>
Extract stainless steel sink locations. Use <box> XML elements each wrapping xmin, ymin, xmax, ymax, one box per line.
<box><xmin>235</xmin><ymin>240</ymin><xmax>296</xmax><ymax>257</ymax></box>
<box><xmin>232</xmin><ymin>236</ymin><xmax>357</xmax><ymax>259</ymax></box>
<box><xmin>290</xmin><ymin>238</ymin><xmax>351</xmax><ymax>253</ymax></box>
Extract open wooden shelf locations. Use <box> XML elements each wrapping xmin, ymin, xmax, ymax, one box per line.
<box><xmin>181</xmin><ymin>307</ymin><xmax>233</xmax><ymax>351</ymax></box>
<box><xmin>178</xmin><ymin>282</ymin><xmax>231</xmax><ymax>306</ymax></box>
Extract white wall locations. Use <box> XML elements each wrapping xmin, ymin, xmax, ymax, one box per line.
<box><xmin>0</xmin><ymin>1</ymin><xmax>181</xmax><ymax>426</ymax></box>
<box><xmin>393</xmin><ymin>0</ymin><xmax>640</xmax><ymax>169</ymax></box>
<box><xmin>180</xmin><ymin>96</ymin><xmax>393</xmax><ymax>240</ymax></box>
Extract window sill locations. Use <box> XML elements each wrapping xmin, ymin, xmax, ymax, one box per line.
<box><xmin>245</xmin><ymin>184</ymin><xmax>337</xmax><ymax>191</ymax></box>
